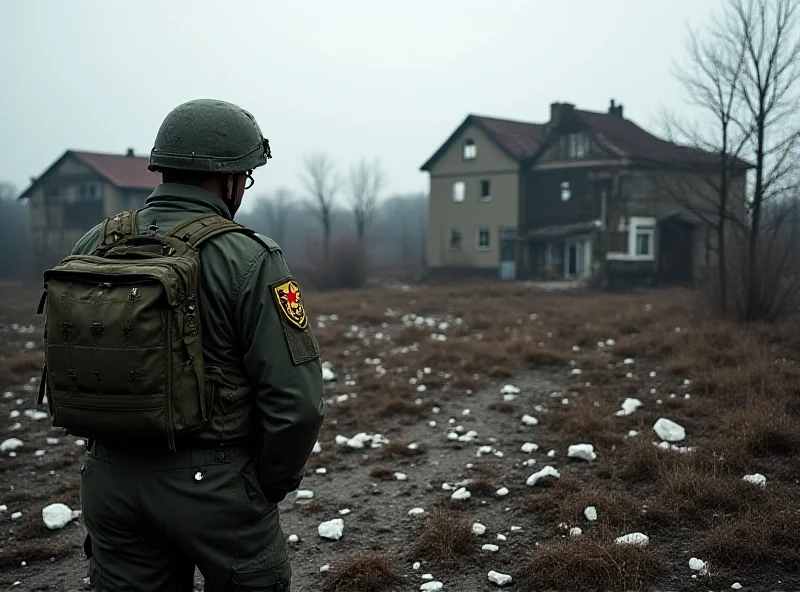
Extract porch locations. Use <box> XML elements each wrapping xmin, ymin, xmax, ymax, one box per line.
<box><xmin>523</xmin><ymin>221</ymin><xmax>601</xmax><ymax>281</ymax></box>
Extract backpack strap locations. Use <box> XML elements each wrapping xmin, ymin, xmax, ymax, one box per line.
<box><xmin>166</xmin><ymin>213</ymin><xmax>271</xmax><ymax>250</ymax></box>
<box><xmin>99</xmin><ymin>210</ymin><xmax>140</xmax><ymax>246</ymax></box>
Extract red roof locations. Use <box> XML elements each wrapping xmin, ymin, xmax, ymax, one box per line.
<box><xmin>71</xmin><ymin>151</ymin><xmax>160</xmax><ymax>190</ymax></box>
<box><xmin>470</xmin><ymin>115</ymin><xmax>546</xmax><ymax>160</ymax></box>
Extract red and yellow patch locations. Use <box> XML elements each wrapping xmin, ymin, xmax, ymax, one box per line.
<box><xmin>271</xmin><ymin>278</ymin><xmax>307</xmax><ymax>330</ymax></box>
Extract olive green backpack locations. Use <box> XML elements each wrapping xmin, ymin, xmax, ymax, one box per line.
<box><xmin>36</xmin><ymin>209</ymin><xmax>260</xmax><ymax>450</ymax></box>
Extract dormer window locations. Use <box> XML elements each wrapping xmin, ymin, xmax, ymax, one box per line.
<box><xmin>462</xmin><ymin>138</ymin><xmax>477</xmax><ymax>160</ymax></box>
<box><xmin>566</xmin><ymin>133</ymin><xmax>590</xmax><ymax>158</ymax></box>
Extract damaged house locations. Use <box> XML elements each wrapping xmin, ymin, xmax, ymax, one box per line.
<box><xmin>420</xmin><ymin>100</ymin><xmax>751</xmax><ymax>286</ymax></box>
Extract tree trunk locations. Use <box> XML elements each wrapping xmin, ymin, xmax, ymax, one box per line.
<box><xmin>746</xmin><ymin>111</ymin><xmax>767</xmax><ymax>321</ymax></box>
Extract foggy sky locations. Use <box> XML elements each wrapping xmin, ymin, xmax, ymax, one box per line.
<box><xmin>1</xmin><ymin>0</ymin><xmax>722</xmax><ymax>213</ymax></box>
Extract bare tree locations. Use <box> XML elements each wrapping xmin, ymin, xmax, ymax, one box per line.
<box><xmin>348</xmin><ymin>158</ymin><xmax>385</xmax><ymax>241</ymax></box>
<box><xmin>266</xmin><ymin>186</ymin><xmax>293</xmax><ymax>245</ymax></box>
<box><xmin>300</xmin><ymin>152</ymin><xmax>339</xmax><ymax>253</ymax></box>
<box><xmin>658</xmin><ymin>8</ymin><xmax>753</xmax><ymax>314</ymax></box>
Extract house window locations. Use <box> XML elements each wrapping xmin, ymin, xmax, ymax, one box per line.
<box><xmin>566</xmin><ymin>133</ymin><xmax>590</xmax><ymax>158</ymax></box>
<box><xmin>462</xmin><ymin>138</ymin><xmax>477</xmax><ymax>160</ymax></box>
<box><xmin>450</xmin><ymin>229</ymin><xmax>463</xmax><ymax>250</ymax></box>
<box><xmin>476</xmin><ymin>227</ymin><xmax>491</xmax><ymax>251</ymax></box>
<box><xmin>635</xmin><ymin>224</ymin><xmax>655</xmax><ymax>256</ymax></box>
<box><xmin>560</xmin><ymin>182</ymin><xmax>571</xmax><ymax>201</ymax></box>
<box><xmin>479</xmin><ymin>179</ymin><xmax>491</xmax><ymax>201</ymax></box>
<box><xmin>78</xmin><ymin>183</ymin><xmax>103</xmax><ymax>200</ymax></box>
<box><xmin>452</xmin><ymin>181</ymin><xmax>466</xmax><ymax>202</ymax></box>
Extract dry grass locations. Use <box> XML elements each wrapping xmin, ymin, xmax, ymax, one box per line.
<box><xmin>377</xmin><ymin>439</ymin><xmax>426</xmax><ymax>459</ymax></box>
<box><xmin>408</xmin><ymin>508</ymin><xmax>475</xmax><ymax>568</ymax></box>
<box><xmin>523</xmin><ymin>479</ymin><xmax>641</xmax><ymax>528</ymax></box>
<box><xmin>0</xmin><ymin>540</ymin><xmax>73</xmax><ymax>568</ymax></box>
<box><xmin>320</xmin><ymin>553</ymin><xmax>404</xmax><ymax>592</ymax></box>
<box><xmin>516</xmin><ymin>533</ymin><xmax>665</xmax><ymax>591</ymax></box>
<box><xmin>0</xmin><ymin>351</ymin><xmax>43</xmax><ymax>385</ymax></box>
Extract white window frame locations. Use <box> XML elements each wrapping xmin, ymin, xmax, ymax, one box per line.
<box><xmin>606</xmin><ymin>216</ymin><xmax>656</xmax><ymax>261</ymax></box>
<box><xmin>566</xmin><ymin>133</ymin><xmax>589</xmax><ymax>158</ymax></box>
<box><xmin>452</xmin><ymin>180</ymin><xmax>466</xmax><ymax>203</ymax></box>
<box><xmin>462</xmin><ymin>138</ymin><xmax>477</xmax><ymax>160</ymax></box>
<box><xmin>450</xmin><ymin>228</ymin><xmax>463</xmax><ymax>250</ymax></box>
<box><xmin>560</xmin><ymin>181</ymin><xmax>571</xmax><ymax>201</ymax></box>
<box><xmin>479</xmin><ymin>178</ymin><xmax>492</xmax><ymax>202</ymax></box>
<box><xmin>476</xmin><ymin>227</ymin><xmax>491</xmax><ymax>251</ymax></box>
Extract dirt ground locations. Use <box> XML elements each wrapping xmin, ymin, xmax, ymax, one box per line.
<box><xmin>2</xmin><ymin>280</ymin><xmax>800</xmax><ymax>591</ymax></box>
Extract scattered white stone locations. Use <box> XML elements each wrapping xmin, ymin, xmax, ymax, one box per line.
<box><xmin>521</xmin><ymin>442</ymin><xmax>538</xmax><ymax>453</ymax></box>
<box><xmin>295</xmin><ymin>490</ymin><xmax>314</xmax><ymax>500</ymax></box>
<box><xmin>653</xmin><ymin>418</ymin><xmax>686</xmax><ymax>442</ymax></box>
<box><xmin>743</xmin><ymin>473</ymin><xmax>767</xmax><ymax>487</ymax></box>
<box><xmin>547</xmin><ymin>449</ymin><xmax>556</xmax><ymax>458</ymax></box>
<box><xmin>476</xmin><ymin>445</ymin><xmax>494</xmax><ymax>457</ymax></box>
<box><xmin>22</xmin><ymin>409</ymin><xmax>47</xmax><ymax>421</ymax></box>
<box><xmin>75</xmin><ymin>439</ymin><xmax>85</xmax><ymax>446</ymax></box>
<box><xmin>501</xmin><ymin>385</ymin><xmax>520</xmax><ymax>395</ymax></box>
<box><xmin>451</xmin><ymin>487</ymin><xmax>471</xmax><ymax>500</ymax></box>
<box><xmin>319</xmin><ymin>564</ymin><xmax>330</xmax><ymax>572</ymax></box>
<box><xmin>570</xmin><ymin>527</ymin><xmax>583</xmax><ymax>537</ymax></box>
<box><xmin>731</xmin><ymin>584</ymin><xmax>742</xmax><ymax>590</ymax></box>
<box><xmin>482</xmin><ymin>543</ymin><xmax>499</xmax><ymax>552</ymax></box>
<box><xmin>11</xmin><ymin>511</ymin><xmax>22</xmax><ymax>520</ymax></box>
<box><xmin>421</xmin><ymin>574</ymin><xmax>433</xmax><ymax>581</ymax></box>
<box><xmin>339</xmin><ymin>509</ymin><xmax>350</xmax><ymax>515</ymax></box>
<box><xmin>526</xmin><ymin>466</ymin><xmax>561</xmax><ymax>487</ymax></box>
<box><xmin>487</xmin><ymin>570</ymin><xmax>513</xmax><ymax>586</ymax></box>
<box><xmin>497</xmin><ymin>533</ymin><xmax>507</xmax><ymax>541</ymax></box>
<box><xmin>615</xmin><ymin>532</ymin><xmax>649</xmax><ymax>546</ymax></box>
<box><xmin>412</xmin><ymin>561</ymin><xmax>421</xmax><ymax>570</ymax></box>
<box><xmin>287</xmin><ymin>534</ymin><xmax>299</xmax><ymax>543</ymax></box>
<box><xmin>420</xmin><ymin>582</ymin><xmax>443</xmax><ymax>591</ymax></box>
<box><xmin>584</xmin><ymin>506</ymin><xmax>598</xmax><ymax>521</ymax></box>
<box><xmin>9</xmin><ymin>410</ymin><xmax>19</xmax><ymax>419</ymax></box>
<box><xmin>315</xmin><ymin>468</ymin><xmax>327</xmax><ymax>475</ymax></box>
<box><xmin>521</xmin><ymin>414</ymin><xmax>538</xmax><ymax>426</ymax></box>
<box><xmin>569</xmin><ymin>368</ymin><xmax>582</xmax><ymax>376</ymax></box>
<box><xmin>689</xmin><ymin>557</ymin><xmax>708</xmax><ymax>573</ymax></box>
<box><xmin>394</xmin><ymin>472</ymin><xmax>408</xmax><ymax>481</ymax></box>
<box><xmin>623</xmin><ymin>358</ymin><xmax>634</xmax><ymax>365</ymax></box>
<box><xmin>408</xmin><ymin>507</ymin><xmax>425</xmax><ymax>516</ymax></box>
<box><xmin>34</xmin><ymin>450</ymin><xmax>45</xmax><ymax>457</ymax></box>
<box><xmin>46</xmin><ymin>438</ymin><xmax>59</xmax><ymax>446</ymax></box>
<box><xmin>1</xmin><ymin>438</ymin><xmax>23</xmax><ymax>453</ymax></box>
<box><xmin>318</xmin><ymin>518</ymin><xmax>344</xmax><ymax>540</ymax></box>
<box><xmin>567</xmin><ymin>443</ymin><xmax>596</xmax><ymax>461</ymax></box>
<box><xmin>495</xmin><ymin>487</ymin><xmax>509</xmax><ymax>496</ymax></box>
<box><xmin>0</xmin><ymin>505</ymin><xmax>6</xmax><ymax>512</ymax></box>
<box><xmin>472</xmin><ymin>522</ymin><xmax>486</xmax><ymax>535</ymax></box>
<box><xmin>616</xmin><ymin>398</ymin><xmax>643</xmax><ymax>416</ymax></box>
<box><xmin>321</xmin><ymin>367</ymin><xmax>336</xmax><ymax>382</ymax></box>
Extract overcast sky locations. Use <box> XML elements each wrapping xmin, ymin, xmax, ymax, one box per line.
<box><xmin>1</xmin><ymin>0</ymin><xmax>722</xmax><ymax>212</ymax></box>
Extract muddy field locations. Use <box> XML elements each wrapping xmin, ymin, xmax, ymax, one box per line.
<box><xmin>2</xmin><ymin>281</ymin><xmax>800</xmax><ymax>591</ymax></box>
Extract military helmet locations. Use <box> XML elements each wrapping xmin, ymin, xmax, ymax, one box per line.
<box><xmin>148</xmin><ymin>99</ymin><xmax>271</xmax><ymax>174</ymax></box>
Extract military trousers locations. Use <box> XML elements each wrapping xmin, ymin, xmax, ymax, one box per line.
<box><xmin>81</xmin><ymin>441</ymin><xmax>292</xmax><ymax>591</ymax></box>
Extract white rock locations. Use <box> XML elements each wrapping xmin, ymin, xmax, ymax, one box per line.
<box><xmin>616</xmin><ymin>398</ymin><xmax>643</xmax><ymax>416</ymax></box>
<box><xmin>0</xmin><ymin>505</ymin><xmax>6</xmax><ymax>512</ymax></box>
<box><xmin>287</xmin><ymin>534</ymin><xmax>299</xmax><ymax>543</ymax></box>
<box><xmin>319</xmin><ymin>564</ymin><xmax>330</xmax><ymax>572</ymax></box>
<box><xmin>731</xmin><ymin>584</ymin><xmax>742</xmax><ymax>590</ymax></box>
<box><xmin>567</xmin><ymin>443</ymin><xmax>596</xmax><ymax>461</ymax></box>
<box><xmin>482</xmin><ymin>543</ymin><xmax>499</xmax><ymax>552</ymax></box>
<box><xmin>9</xmin><ymin>410</ymin><xmax>19</xmax><ymax>419</ymax></box>
<box><xmin>584</xmin><ymin>506</ymin><xmax>598</xmax><ymax>521</ymax></box>
<box><xmin>394</xmin><ymin>472</ymin><xmax>408</xmax><ymax>481</ymax></box>
<box><xmin>334</xmin><ymin>435</ymin><xmax>348</xmax><ymax>445</ymax></box>
<box><xmin>339</xmin><ymin>509</ymin><xmax>351</xmax><ymax>515</ymax></box>
<box><xmin>497</xmin><ymin>533</ymin><xmax>507</xmax><ymax>541</ymax></box>
<box><xmin>1</xmin><ymin>438</ymin><xmax>23</xmax><ymax>453</ymax></box>
<box><xmin>472</xmin><ymin>522</ymin><xmax>486</xmax><ymax>535</ymax></box>
<box><xmin>23</xmin><ymin>409</ymin><xmax>48</xmax><ymax>421</ymax></box>
<box><xmin>547</xmin><ymin>449</ymin><xmax>555</xmax><ymax>458</ymax></box>
<box><xmin>315</xmin><ymin>468</ymin><xmax>327</xmax><ymax>475</ymax></box>
<box><xmin>495</xmin><ymin>487</ymin><xmax>509</xmax><ymax>496</ymax></box>
<box><xmin>487</xmin><ymin>570</ymin><xmax>513</xmax><ymax>586</ymax></box>
<box><xmin>501</xmin><ymin>385</ymin><xmax>520</xmax><ymax>395</ymax></box>
<box><xmin>503</xmin><ymin>394</ymin><xmax>518</xmax><ymax>401</ymax></box>
<box><xmin>421</xmin><ymin>574</ymin><xmax>433</xmax><ymax>581</ymax></box>
<box><xmin>46</xmin><ymin>438</ymin><xmax>59</xmax><ymax>446</ymax></box>
<box><xmin>75</xmin><ymin>439</ymin><xmax>85</xmax><ymax>446</ymax></box>
<box><xmin>318</xmin><ymin>518</ymin><xmax>344</xmax><ymax>540</ymax></box>
<box><xmin>321</xmin><ymin>367</ymin><xmax>336</xmax><ymax>382</ymax></box>
<box><xmin>476</xmin><ymin>445</ymin><xmax>494</xmax><ymax>457</ymax></box>
<box><xmin>623</xmin><ymin>358</ymin><xmax>635</xmax><ymax>365</ymax></box>
<box><xmin>569</xmin><ymin>527</ymin><xmax>583</xmax><ymax>537</ymax></box>
<box><xmin>570</xmin><ymin>368</ymin><xmax>582</xmax><ymax>376</ymax></box>
<box><xmin>526</xmin><ymin>466</ymin><xmax>561</xmax><ymax>487</ymax></box>
<box><xmin>11</xmin><ymin>511</ymin><xmax>22</xmax><ymax>520</ymax></box>
<box><xmin>615</xmin><ymin>532</ymin><xmax>649</xmax><ymax>546</ymax></box>
<box><xmin>451</xmin><ymin>487</ymin><xmax>471</xmax><ymax>500</ymax></box>
<box><xmin>408</xmin><ymin>507</ymin><xmax>425</xmax><ymax>516</ymax></box>
<box><xmin>295</xmin><ymin>490</ymin><xmax>314</xmax><ymax>500</ymax></box>
<box><xmin>420</xmin><ymin>583</ymin><xmax>443</xmax><ymax>591</ymax></box>
<box><xmin>412</xmin><ymin>561</ymin><xmax>421</xmax><ymax>570</ymax></box>
<box><xmin>521</xmin><ymin>414</ymin><xmax>538</xmax><ymax>426</ymax></box>
<box><xmin>689</xmin><ymin>557</ymin><xmax>707</xmax><ymax>572</ymax></box>
<box><xmin>521</xmin><ymin>442</ymin><xmax>538</xmax><ymax>453</ymax></box>
<box><xmin>653</xmin><ymin>418</ymin><xmax>686</xmax><ymax>442</ymax></box>
<box><xmin>743</xmin><ymin>473</ymin><xmax>767</xmax><ymax>487</ymax></box>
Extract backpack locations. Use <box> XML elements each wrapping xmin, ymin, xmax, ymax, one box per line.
<box><xmin>36</xmin><ymin>209</ymin><xmax>262</xmax><ymax>450</ymax></box>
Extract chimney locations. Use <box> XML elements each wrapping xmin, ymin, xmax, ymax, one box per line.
<box><xmin>608</xmin><ymin>99</ymin><xmax>623</xmax><ymax>118</ymax></box>
<box><xmin>549</xmin><ymin>102</ymin><xmax>575</xmax><ymax>128</ymax></box>
<box><xmin>126</xmin><ymin>148</ymin><xmax>135</xmax><ymax>157</ymax></box>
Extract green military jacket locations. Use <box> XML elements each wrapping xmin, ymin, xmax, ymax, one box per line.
<box><xmin>71</xmin><ymin>183</ymin><xmax>326</xmax><ymax>500</ymax></box>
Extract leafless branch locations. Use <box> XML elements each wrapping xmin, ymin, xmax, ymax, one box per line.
<box><xmin>348</xmin><ymin>158</ymin><xmax>385</xmax><ymax>240</ymax></box>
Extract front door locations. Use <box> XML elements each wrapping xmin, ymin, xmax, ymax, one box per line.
<box><xmin>499</xmin><ymin>228</ymin><xmax>517</xmax><ymax>281</ymax></box>
<box><xmin>565</xmin><ymin>238</ymin><xmax>588</xmax><ymax>278</ymax></box>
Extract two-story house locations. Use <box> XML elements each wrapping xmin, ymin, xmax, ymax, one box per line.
<box><xmin>420</xmin><ymin>100</ymin><xmax>751</xmax><ymax>286</ymax></box>
<box><xmin>18</xmin><ymin>149</ymin><xmax>159</xmax><ymax>272</ymax></box>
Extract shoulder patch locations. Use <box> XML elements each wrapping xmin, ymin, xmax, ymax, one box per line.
<box><xmin>269</xmin><ymin>277</ymin><xmax>319</xmax><ymax>365</ymax></box>
<box><xmin>271</xmin><ymin>277</ymin><xmax>308</xmax><ymax>330</ymax></box>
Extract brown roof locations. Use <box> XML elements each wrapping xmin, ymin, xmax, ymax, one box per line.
<box><xmin>71</xmin><ymin>151</ymin><xmax>159</xmax><ymax>190</ymax></box>
<box><xmin>420</xmin><ymin>108</ymin><xmax>753</xmax><ymax>172</ymax></box>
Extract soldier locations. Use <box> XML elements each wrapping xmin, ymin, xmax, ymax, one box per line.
<box><xmin>47</xmin><ymin>99</ymin><xmax>325</xmax><ymax>591</ymax></box>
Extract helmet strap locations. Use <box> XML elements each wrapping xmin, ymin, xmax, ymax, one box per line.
<box><xmin>224</xmin><ymin>174</ymin><xmax>240</xmax><ymax>218</ymax></box>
